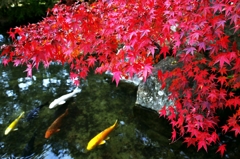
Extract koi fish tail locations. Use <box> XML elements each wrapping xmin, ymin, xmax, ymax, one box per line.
<box><xmin>39</xmin><ymin>101</ymin><xmax>49</xmax><ymax>109</ymax></box>
<box><xmin>114</xmin><ymin>119</ymin><xmax>118</xmax><ymax>125</ymax></box>
<box><xmin>64</xmin><ymin>108</ymin><xmax>69</xmax><ymax>116</ymax></box>
<box><xmin>19</xmin><ymin>112</ymin><xmax>25</xmax><ymax>119</ymax></box>
<box><xmin>73</xmin><ymin>87</ymin><xmax>81</xmax><ymax>94</ymax></box>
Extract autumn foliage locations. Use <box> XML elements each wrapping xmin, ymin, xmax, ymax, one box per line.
<box><xmin>0</xmin><ymin>0</ymin><xmax>240</xmax><ymax>156</ymax></box>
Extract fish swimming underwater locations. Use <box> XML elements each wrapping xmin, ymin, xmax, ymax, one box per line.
<box><xmin>26</xmin><ymin>102</ymin><xmax>48</xmax><ymax>122</ymax></box>
<box><xmin>86</xmin><ymin>120</ymin><xmax>118</xmax><ymax>151</ymax></box>
<box><xmin>45</xmin><ymin>109</ymin><xmax>68</xmax><ymax>138</ymax></box>
<box><xmin>22</xmin><ymin>130</ymin><xmax>37</xmax><ymax>158</ymax></box>
<box><xmin>49</xmin><ymin>87</ymin><xmax>81</xmax><ymax>109</ymax></box>
<box><xmin>4</xmin><ymin>111</ymin><xmax>25</xmax><ymax>135</ymax></box>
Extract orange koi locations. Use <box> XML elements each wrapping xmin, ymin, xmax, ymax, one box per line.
<box><xmin>45</xmin><ymin>109</ymin><xmax>68</xmax><ymax>138</ymax></box>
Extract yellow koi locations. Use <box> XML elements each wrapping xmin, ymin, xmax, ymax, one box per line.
<box><xmin>86</xmin><ymin>120</ymin><xmax>118</xmax><ymax>151</ymax></box>
<box><xmin>4</xmin><ymin>111</ymin><xmax>25</xmax><ymax>135</ymax></box>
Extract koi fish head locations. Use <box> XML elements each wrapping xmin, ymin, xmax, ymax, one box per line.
<box><xmin>86</xmin><ymin>138</ymin><xmax>100</xmax><ymax>151</ymax></box>
<box><xmin>49</xmin><ymin>100</ymin><xmax>57</xmax><ymax>109</ymax></box>
<box><xmin>45</xmin><ymin>129</ymin><xmax>59</xmax><ymax>138</ymax></box>
<box><xmin>45</xmin><ymin>130</ymin><xmax>53</xmax><ymax>138</ymax></box>
<box><xmin>4</xmin><ymin>127</ymin><xmax>12</xmax><ymax>135</ymax></box>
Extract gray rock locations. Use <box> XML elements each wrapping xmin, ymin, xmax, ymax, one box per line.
<box><xmin>135</xmin><ymin>57</ymin><xmax>182</xmax><ymax>112</ymax></box>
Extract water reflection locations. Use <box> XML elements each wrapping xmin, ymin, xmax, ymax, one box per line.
<box><xmin>0</xmin><ymin>34</ymin><xmax>4</xmax><ymax>42</ymax></box>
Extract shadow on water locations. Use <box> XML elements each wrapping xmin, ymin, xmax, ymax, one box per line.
<box><xmin>1</xmin><ymin>36</ymin><xmax>240</xmax><ymax>159</ymax></box>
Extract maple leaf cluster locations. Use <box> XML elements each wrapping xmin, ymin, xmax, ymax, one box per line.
<box><xmin>0</xmin><ymin>0</ymin><xmax>240</xmax><ymax>156</ymax></box>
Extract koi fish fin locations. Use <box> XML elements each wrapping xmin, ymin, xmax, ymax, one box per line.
<box><xmin>105</xmin><ymin>137</ymin><xmax>110</xmax><ymax>140</ymax></box>
<box><xmin>57</xmin><ymin>129</ymin><xmax>60</xmax><ymax>132</ymax></box>
<box><xmin>13</xmin><ymin>128</ymin><xmax>18</xmax><ymax>131</ymax></box>
<box><xmin>99</xmin><ymin>140</ymin><xmax>106</xmax><ymax>145</ymax></box>
<box><xmin>59</xmin><ymin>101</ymin><xmax>66</xmax><ymax>105</ymax></box>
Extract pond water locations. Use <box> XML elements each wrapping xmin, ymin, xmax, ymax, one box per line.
<box><xmin>0</xmin><ymin>63</ymin><xmax>136</xmax><ymax>159</ymax></box>
<box><xmin>0</xmin><ymin>35</ymin><xmax>240</xmax><ymax>159</ymax></box>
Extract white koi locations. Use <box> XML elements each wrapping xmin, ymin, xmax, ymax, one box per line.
<box><xmin>49</xmin><ymin>87</ymin><xmax>81</xmax><ymax>109</ymax></box>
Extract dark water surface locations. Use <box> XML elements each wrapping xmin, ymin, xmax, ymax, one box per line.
<box><xmin>0</xmin><ymin>63</ymin><xmax>136</xmax><ymax>158</ymax></box>
<box><xmin>0</xmin><ymin>36</ymin><xmax>240</xmax><ymax>159</ymax></box>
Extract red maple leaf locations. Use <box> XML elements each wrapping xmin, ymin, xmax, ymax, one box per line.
<box><xmin>126</xmin><ymin>64</ymin><xmax>138</xmax><ymax>79</ymax></box>
<box><xmin>231</xmin><ymin>124</ymin><xmax>240</xmax><ymax>137</ymax></box>
<box><xmin>176</xmin><ymin>114</ymin><xmax>185</xmax><ymax>128</ymax></box>
<box><xmin>157</xmin><ymin>70</ymin><xmax>164</xmax><ymax>81</ymax></box>
<box><xmin>24</xmin><ymin>64</ymin><xmax>33</xmax><ymax>77</ymax></box>
<box><xmin>229</xmin><ymin>92</ymin><xmax>235</xmax><ymax>98</ymax></box>
<box><xmin>159</xmin><ymin>105</ymin><xmax>167</xmax><ymax>118</ymax></box>
<box><xmin>13</xmin><ymin>59</ymin><xmax>22</xmax><ymax>67</ymax></box>
<box><xmin>87</xmin><ymin>55</ymin><xmax>97</xmax><ymax>67</ymax></box>
<box><xmin>212</xmin><ymin>3</ymin><xmax>225</xmax><ymax>14</ymax></box>
<box><xmin>217</xmin><ymin>76</ymin><xmax>227</xmax><ymax>87</ymax></box>
<box><xmin>218</xmin><ymin>67</ymin><xmax>228</xmax><ymax>76</ymax></box>
<box><xmin>208</xmin><ymin>90</ymin><xmax>218</xmax><ymax>101</ymax></box>
<box><xmin>2</xmin><ymin>58</ymin><xmax>9</xmax><ymax>66</ymax></box>
<box><xmin>209</xmin><ymin>74</ymin><xmax>216</xmax><ymax>82</ymax></box>
<box><xmin>198</xmin><ymin>42</ymin><xmax>206</xmax><ymax>52</ymax></box>
<box><xmin>7</xmin><ymin>28</ymin><xmax>16</xmax><ymax>40</ymax></box>
<box><xmin>218</xmin><ymin>89</ymin><xmax>227</xmax><ymax>101</ymax></box>
<box><xmin>168</xmin><ymin>106</ymin><xmax>176</xmax><ymax>121</ymax></box>
<box><xmin>160</xmin><ymin>45</ymin><xmax>169</xmax><ymax>58</ymax></box>
<box><xmin>207</xmin><ymin>131</ymin><xmax>219</xmax><ymax>144</ymax></box>
<box><xmin>217</xmin><ymin>36</ymin><xmax>229</xmax><ymax>49</ymax></box>
<box><xmin>112</xmin><ymin>70</ymin><xmax>122</xmax><ymax>86</ymax></box>
<box><xmin>171</xmin><ymin>128</ymin><xmax>177</xmax><ymax>142</ymax></box>
<box><xmin>216</xmin><ymin>144</ymin><xmax>226</xmax><ymax>157</ymax></box>
<box><xmin>228</xmin><ymin>51</ymin><xmax>237</xmax><ymax>61</ymax></box>
<box><xmin>197</xmin><ymin>139</ymin><xmax>208</xmax><ymax>152</ymax></box>
<box><xmin>79</xmin><ymin>67</ymin><xmax>89</xmax><ymax>79</ymax></box>
<box><xmin>227</xmin><ymin>115</ymin><xmax>237</xmax><ymax>127</ymax></box>
<box><xmin>183</xmin><ymin>137</ymin><xmax>196</xmax><ymax>147</ymax></box>
<box><xmin>70</xmin><ymin>72</ymin><xmax>78</xmax><ymax>80</ymax></box>
<box><xmin>184</xmin><ymin>47</ymin><xmax>196</xmax><ymax>55</ymax></box>
<box><xmin>221</xmin><ymin>125</ymin><xmax>229</xmax><ymax>134</ymax></box>
<box><xmin>214</xmin><ymin>54</ymin><xmax>231</xmax><ymax>68</ymax></box>
<box><xmin>226</xmin><ymin>96</ymin><xmax>240</xmax><ymax>109</ymax></box>
<box><xmin>141</xmin><ymin>63</ymin><xmax>153</xmax><ymax>82</ymax></box>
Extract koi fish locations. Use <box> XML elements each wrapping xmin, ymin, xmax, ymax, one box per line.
<box><xmin>22</xmin><ymin>130</ymin><xmax>37</xmax><ymax>158</ymax></box>
<box><xmin>45</xmin><ymin>109</ymin><xmax>68</xmax><ymax>138</ymax></box>
<box><xmin>26</xmin><ymin>102</ymin><xmax>48</xmax><ymax>122</ymax></box>
<box><xmin>4</xmin><ymin>111</ymin><xmax>25</xmax><ymax>135</ymax></box>
<box><xmin>49</xmin><ymin>87</ymin><xmax>81</xmax><ymax>109</ymax></box>
<box><xmin>86</xmin><ymin>120</ymin><xmax>118</xmax><ymax>151</ymax></box>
